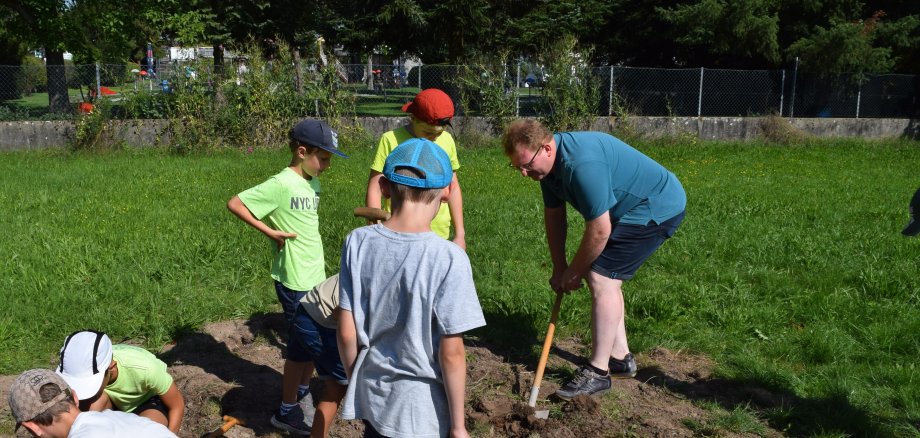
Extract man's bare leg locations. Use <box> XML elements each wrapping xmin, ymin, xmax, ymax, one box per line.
<box><xmin>587</xmin><ymin>272</ymin><xmax>628</xmax><ymax>370</ymax></box>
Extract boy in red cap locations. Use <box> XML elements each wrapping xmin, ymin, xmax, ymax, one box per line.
<box><xmin>365</xmin><ymin>88</ymin><xmax>467</xmax><ymax>249</ymax></box>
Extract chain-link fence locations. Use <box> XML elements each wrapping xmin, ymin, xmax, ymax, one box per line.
<box><xmin>0</xmin><ymin>61</ymin><xmax>916</xmax><ymax>120</ymax></box>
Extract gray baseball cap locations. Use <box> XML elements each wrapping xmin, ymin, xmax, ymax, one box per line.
<box><xmin>9</xmin><ymin>369</ymin><xmax>72</xmax><ymax>430</ymax></box>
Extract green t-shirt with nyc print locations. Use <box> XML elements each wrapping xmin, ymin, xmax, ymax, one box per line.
<box><xmin>238</xmin><ymin>167</ymin><xmax>326</xmax><ymax>292</ymax></box>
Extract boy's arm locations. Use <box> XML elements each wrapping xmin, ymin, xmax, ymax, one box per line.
<box><xmin>366</xmin><ymin>170</ymin><xmax>385</xmax><ymax>210</ymax></box>
<box><xmin>82</xmin><ymin>391</ymin><xmax>112</xmax><ymax>411</ymax></box>
<box><xmin>226</xmin><ymin>195</ymin><xmax>297</xmax><ymax>248</ymax></box>
<box><xmin>446</xmin><ymin>172</ymin><xmax>466</xmax><ymax>250</ymax></box>
<box><xmin>439</xmin><ymin>334</ymin><xmax>470</xmax><ymax>438</ymax></box>
<box><xmin>159</xmin><ymin>382</ymin><xmax>185</xmax><ymax>434</ymax></box>
<box><xmin>336</xmin><ymin>308</ymin><xmax>358</xmax><ymax>379</ymax></box>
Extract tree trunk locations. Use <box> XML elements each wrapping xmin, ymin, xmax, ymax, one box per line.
<box><xmin>45</xmin><ymin>51</ymin><xmax>71</xmax><ymax>114</ymax></box>
<box><xmin>367</xmin><ymin>54</ymin><xmax>373</xmax><ymax>91</ymax></box>
<box><xmin>213</xmin><ymin>43</ymin><xmax>224</xmax><ymax>77</ymax></box>
<box><xmin>293</xmin><ymin>46</ymin><xmax>303</xmax><ymax>94</ymax></box>
<box><xmin>212</xmin><ymin>43</ymin><xmax>225</xmax><ymax>105</ymax></box>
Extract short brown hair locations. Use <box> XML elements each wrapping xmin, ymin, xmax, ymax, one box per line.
<box><xmin>30</xmin><ymin>383</ymin><xmax>75</xmax><ymax>426</ymax></box>
<box><xmin>502</xmin><ymin>119</ymin><xmax>551</xmax><ymax>157</ymax></box>
<box><xmin>289</xmin><ymin>138</ymin><xmax>321</xmax><ymax>154</ymax></box>
<box><xmin>387</xmin><ymin>167</ymin><xmax>444</xmax><ymax>211</ymax></box>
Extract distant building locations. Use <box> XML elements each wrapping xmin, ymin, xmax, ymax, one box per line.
<box><xmin>168</xmin><ymin>46</ymin><xmax>237</xmax><ymax>61</ymax></box>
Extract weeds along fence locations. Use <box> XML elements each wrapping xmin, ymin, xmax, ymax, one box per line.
<box><xmin>0</xmin><ymin>61</ymin><xmax>916</xmax><ymax>124</ymax></box>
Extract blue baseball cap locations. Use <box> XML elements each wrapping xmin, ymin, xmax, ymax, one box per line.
<box><xmin>383</xmin><ymin>138</ymin><xmax>452</xmax><ymax>189</ymax></box>
<box><xmin>290</xmin><ymin>119</ymin><xmax>347</xmax><ymax>158</ymax></box>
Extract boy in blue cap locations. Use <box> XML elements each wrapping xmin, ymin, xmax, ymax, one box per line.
<box><xmin>227</xmin><ymin>119</ymin><xmax>347</xmax><ymax>435</ymax></box>
<box><xmin>338</xmin><ymin>138</ymin><xmax>486</xmax><ymax>438</ymax></box>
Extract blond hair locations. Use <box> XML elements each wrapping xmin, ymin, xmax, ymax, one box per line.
<box><xmin>387</xmin><ymin>168</ymin><xmax>443</xmax><ymax>211</ymax></box>
<box><xmin>502</xmin><ymin>119</ymin><xmax>551</xmax><ymax>157</ymax></box>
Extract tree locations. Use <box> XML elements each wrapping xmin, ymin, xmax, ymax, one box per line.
<box><xmin>1</xmin><ymin>0</ymin><xmax>77</xmax><ymax>112</ymax></box>
<box><xmin>787</xmin><ymin>14</ymin><xmax>894</xmax><ymax>78</ymax></box>
<box><xmin>0</xmin><ymin>0</ymin><xmax>146</xmax><ymax>111</ymax></box>
<box><xmin>658</xmin><ymin>0</ymin><xmax>781</xmax><ymax>68</ymax></box>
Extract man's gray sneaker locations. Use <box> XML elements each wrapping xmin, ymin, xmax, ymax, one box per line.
<box><xmin>609</xmin><ymin>353</ymin><xmax>637</xmax><ymax>379</ymax></box>
<box><xmin>271</xmin><ymin>405</ymin><xmax>311</xmax><ymax>435</ymax></box>
<box><xmin>555</xmin><ymin>366</ymin><xmax>612</xmax><ymax>400</ymax></box>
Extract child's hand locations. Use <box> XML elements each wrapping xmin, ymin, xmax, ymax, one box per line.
<box><xmin>267</xmin><ymin>230</ymin><xmax>297</xmax><ymax>248</ymax></box>
<box><xmin>450</xmin><ymin>427</ymin><xmax>471</xmax><ymax>438</ymax></box>
<box><xmin>451</xmin><ymin>235</ymin><xmax>466</xmax><ymax>251</ymax></box>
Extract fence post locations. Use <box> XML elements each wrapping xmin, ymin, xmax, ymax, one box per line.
<box><xmin>95</xmin><ymin>62</ymin><xmax>101</xmax><ymax>98</ymax></box>
<box><xmin>790</xmin><ymin>57</ymin><xmax>798</xmax><ymax>119</ymax></box>
<box><xmin>697</xmin><ymin>67</ymin><xmax>704</xmax><ymax>117</ymax></box>
<box><xmin>418</xmin><ymin>63</ymin><xmax>422</xmax><ymax>90</ymax></box>
<box><xmin>855</xmin><ymin>80</ymin><xmax>861</xmax><ymax>118</ymax></box>
<box><xmin>608</xmin><ymin>66</ymin><xmax>613</xmax><ymax>116</ymax></box>
<box><xmin>515</xmin><ymin>61</ymin><xmax>520</xmax><ymax>117</ymax></box>
<box><xmin>779</xmin><ymin>69</ymin><xmax>785</xmax><ymax>116</ymax></box>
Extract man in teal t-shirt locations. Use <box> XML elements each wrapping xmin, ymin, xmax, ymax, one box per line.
<box><xmin>503</xmin><ymin>119</ymin><xmax>686</xmax><ymax>400</ymax></box>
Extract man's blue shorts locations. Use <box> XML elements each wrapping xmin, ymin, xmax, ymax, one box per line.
<box><xmin>288</xmin><ymin>305</ymin><xmax>347</xmax><ymax>384</ymax></box>
<box><xmin>591</xmin><ymin>211</ymin><xmax>685</xmax><ymax>281</ymax></box>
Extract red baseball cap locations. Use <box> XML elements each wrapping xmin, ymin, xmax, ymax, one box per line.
<box><xmin>402</xmin><ymin>88</ymin><xmax>454</xmax><ymax>126</ymax></box>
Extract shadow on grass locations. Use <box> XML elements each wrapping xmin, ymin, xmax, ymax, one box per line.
<box><xmin>159</xmin><ymin>312</ymin><xmax>288</xmax><ymax>435</ymax></box>
<box><xmin>636</xmin><ymin>365</ymin><xmax>892</xmax><ymax>436</ymax></box>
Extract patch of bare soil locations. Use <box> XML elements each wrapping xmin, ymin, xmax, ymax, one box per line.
<box><xmin>0</xmin><ymin>315</ymin><xmax>788</xmax><ymax>437</ymax></box>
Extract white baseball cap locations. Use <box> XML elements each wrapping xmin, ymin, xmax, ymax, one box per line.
<box><xmin>56</xmin><ymin>330</ymin><xmax>113</xmax><ymax>400</ymax></box>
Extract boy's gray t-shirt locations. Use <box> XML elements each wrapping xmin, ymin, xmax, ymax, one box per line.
<box><xmin>339</xmin><ymin>224</ymin><xmax>486</xmax><ymax>438</ymax></box>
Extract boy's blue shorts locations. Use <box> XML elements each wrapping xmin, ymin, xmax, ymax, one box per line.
<box><xmin>591</xmin><ymin>211</ymin><xmax>685</xmax><ymax>281</ymax></box>
<box><xmin>274</xmin><ymin>281</ymin><xmax>307</xmax><ymax>324</ymax></box>
<box><xmin>288</xmin><ymin>305</ymin><xmax>347</xmax><ymax>384</ymax></box>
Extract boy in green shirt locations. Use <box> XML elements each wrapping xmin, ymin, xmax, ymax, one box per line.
<box><xmin>227</xmin><ymin>119</ymin><xmax>347</xmax><ymax>435</ymax></box>
<box><xmin>365</xmin><ymin>88</ymin><xmax>467</xmax><ymax>249</ymax></box>
<box><xmin>56</xmin><ymin>330</ymin><xmax>185</xmax><ymax>434</ymax></box>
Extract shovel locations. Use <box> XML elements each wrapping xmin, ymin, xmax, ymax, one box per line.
<box><xmin>527</xmin><ymin>291</ymin><xmax>564</xmax><ymax>419</ymax></box>
<box><xmin>201</xmin><ymin>415</ymin><xmax>243</xmax><ymax>438</ymax></box>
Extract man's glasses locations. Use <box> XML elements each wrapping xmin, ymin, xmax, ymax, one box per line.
<box><xmin>432</xmin><ymin>117</ymin><xmax>452</xmax><ymax>126</ymax></box>
<box><xmin>508</xmin><ymin>146</ymin><xmax>543</xmax><ymax>171</ymax></box>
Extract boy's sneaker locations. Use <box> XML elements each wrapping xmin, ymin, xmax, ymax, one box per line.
<box><xmin>609</xmin><ymin>353</ymin><xmax>637</xmax><ymax>379</ymax></box>
<box><xmin>270</xmin><ymin>405</ymin><xmax>311</xmax><ymax>435</ymax></box>
<box><xmin>554</xmin><ymin>366</ymin><xmax>612</xmax><ymax>400</ymax></box>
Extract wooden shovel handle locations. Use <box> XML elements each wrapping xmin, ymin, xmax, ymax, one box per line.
<box><xmin>528</xmin><ymin>292</ymin><xmax>564</xmax><ymax>406</ymax></box>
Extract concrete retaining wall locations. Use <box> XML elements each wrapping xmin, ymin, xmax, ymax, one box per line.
<box><xmin>1</xmin><ymin>117</ymin><xmax>917</xmax><ymax>151</ymax></box>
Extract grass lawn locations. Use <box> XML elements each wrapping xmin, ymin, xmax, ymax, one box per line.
<box><xmin>0</xmin><ymin>137</ymin><xmax>918</xmax><ymax>436</ymax></box>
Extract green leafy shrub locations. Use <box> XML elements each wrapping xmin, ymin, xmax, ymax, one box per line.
<box><xmin>538</xmin><ymin>35</ymin><xmax>600</xmax><ymax>132</ymax></box>
<box><xmin>454</xmin><ymin>53</ymin><xmax>518</xmax><ymax>134</ymax></box>
<box><xmin>19</xmin><ymin>56</ymin><xmax>47</xmax><ymax>95</ymax></box>
<box><xmin>71</xmin><ymin>99</ymin><xmax>121</xmax><ymax>151</ymax></box>
<box><xmin>117</xmin><ymin>38</ymin><xmax>356</xmax><ymax>152</ymax></box>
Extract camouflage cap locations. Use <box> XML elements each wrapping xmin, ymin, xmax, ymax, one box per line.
<box><xmin>8</xmin><ymin>369</ymin><xmax>71</xmax><ymax>429</ymax></box>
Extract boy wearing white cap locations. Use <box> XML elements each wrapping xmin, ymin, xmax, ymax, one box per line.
<box><xmin>56</xmin><ymin>330</ymin><xmax>185</xmax><ymax>434</ymax></box>
<box><xmin>9</xmin><ymin>368</ymin><xmax>176</xmax><ymax>437</ymax></box>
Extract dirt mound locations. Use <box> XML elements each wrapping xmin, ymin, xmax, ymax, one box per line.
<box><xmin>0</xmin><ymin>315</ymin><xmax>786</xmax><ymax>437</ymax></box>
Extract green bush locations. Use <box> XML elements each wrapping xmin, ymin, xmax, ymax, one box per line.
<box><xmin>454</xmin><ymin>53</ymin><xmax>518</xmax><ymax>133</ymax></box>
<box><xmin>19</xmin><ymin>56</ymin><xmax>47</xmax><ymax>95</ymax></box>
<box><xmin>116</xmin><ymin>39</ymin><xmax>356</xmax><ymax>152</ymax></box>
<box><xmin>538</xmin><ymin>35</ymin><xmax>600</xmax><ymax>132</ymax></box>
